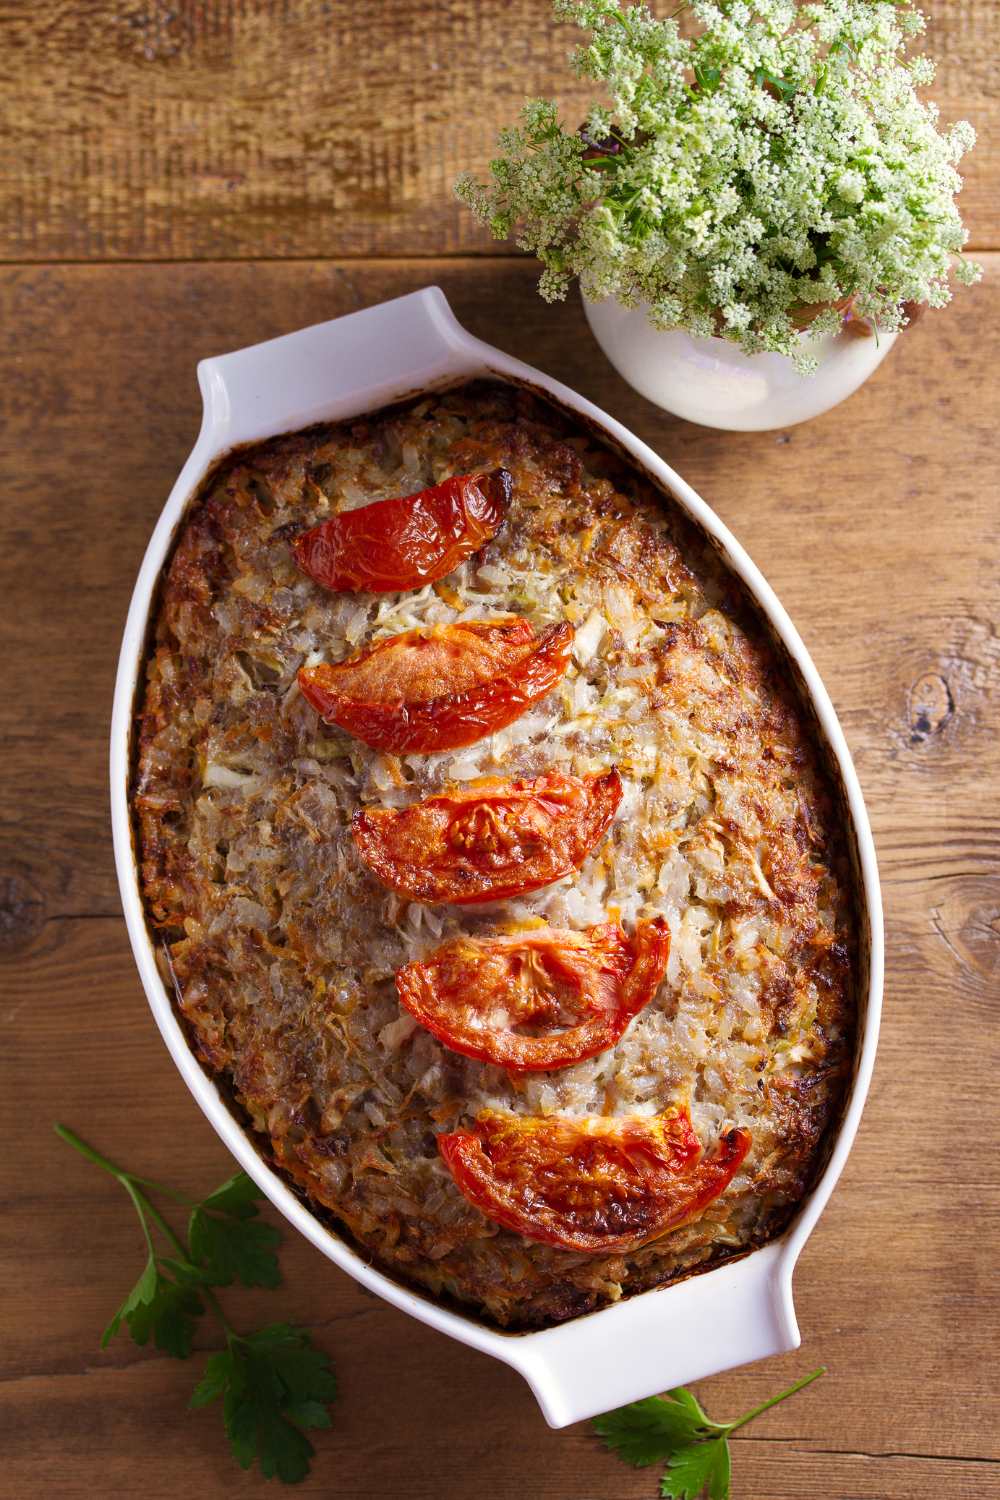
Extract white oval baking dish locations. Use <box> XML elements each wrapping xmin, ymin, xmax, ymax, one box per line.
<box><xmin>110</xmin><ymin>287</ymin><xmax>883</xmax><ymax>1429</ymax></box>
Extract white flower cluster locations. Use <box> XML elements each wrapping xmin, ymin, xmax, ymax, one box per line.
<box><xmin>455</xmin><ymin>0</ymin><xmax>980</xmax><ymax>366</ymax></box>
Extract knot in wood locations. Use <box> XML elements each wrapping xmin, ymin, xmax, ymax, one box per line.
<box><xmin>932</xmin><ymin>878</ymin><xmax>1000</xmax><ymax>1000</ymax></box>
<box><xmin>908</xmin><ymin>672</ymin><xmax>953</xmax><ymax>745</ymax></box>
<box><xmin>121</xmin><ymin>4</ymin><xmax>188</xmax><ymax>62</ymax></box>
<box><xmin>0</xmin><ymin>872</ymin><xmax>45</xmax><ymax>955</ymax></box>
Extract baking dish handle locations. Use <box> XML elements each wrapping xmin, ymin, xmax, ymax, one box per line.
<box><xmin>506</xmin><ymin>1242</ymin><xmax>799</xmax><ymax>1429</ymax></box>
<box><xmin>196</xmin><ymin>286</ymin><xmax>474</xmax><ymax>451</ymax></box>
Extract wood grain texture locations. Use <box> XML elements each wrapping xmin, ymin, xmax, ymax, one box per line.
<box><xmin>0</xmin><ymin>0</ymin><xmax>995</xmax><ymax>262</ymax></box>
<box><xmin>2</xmin><ymin>257</ymin><xmax>998</xmax><ymax>1498</ymax></box>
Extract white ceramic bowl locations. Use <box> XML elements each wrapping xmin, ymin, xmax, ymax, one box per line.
<box><xmin>583</xmin><ymin>295</ymin><xmax>898</xmax><ymax>431</ymax></box>
<box><xmin>110</xmin><ymin>287</ymin><xmax>883</xmax><ymax>1429</ymax></box>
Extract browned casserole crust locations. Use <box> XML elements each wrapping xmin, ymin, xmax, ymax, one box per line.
<box><xmin>134</xmin><ymin>381</ymin><xmax>855</xmax><ymax>1327</ymax></box>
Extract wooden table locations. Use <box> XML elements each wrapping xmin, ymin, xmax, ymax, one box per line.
<box><xmin>3</xmin><ymin>5</ymin><xmax>998</xmax><ymax>1497</ymax></box>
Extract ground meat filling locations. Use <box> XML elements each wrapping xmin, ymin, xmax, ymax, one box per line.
<box><xmin>135</xmin><ymin>381</ymin><xmax>855</xmax><ymax>1328</ymax></box>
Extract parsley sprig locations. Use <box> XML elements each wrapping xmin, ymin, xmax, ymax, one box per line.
<box><xmin>594</xmin><ymin>1367</ymin><xmax>825</xmax><ymax>1499</ymax></box>
<box><xmin>55</xmin><ymin>1123</ymin><xmax>337</xmax><ymax>1484</ymax></box>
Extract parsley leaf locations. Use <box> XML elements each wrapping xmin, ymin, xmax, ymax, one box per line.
<box><xmin>191</xmin><ymin>1325</ymin><xmax>337</xmax><ymax>1484</ymax></box>
<box><xmin>199</xmin><ymin>1169</ymin><xmax>267</xmax><ymax>1220</ymax></box>
<box><xmin>188</xmin><ymin>1167</ymin><xmax>282</xmax><ymax>1288</ymax></box>
<box><xmin>593</xmin><ymin>1393</ymin><xmax>711</xmax><ymax>1467</ymax></box>
<box><xmin>102</xmin><ymin>1255</ymin><xmax>204</xmax><ymax>1358</ymax></box>
<box><xmin>189</xmin><ymin>1203</ymin><xmax>282</xmax><ymax>1288</ymax></box>
<box><xmin>662</xmin><ymin>1435</ymin><xmax>731</xmax><ymax>1500</ymax></box>
<box><xmin>594</xmin><ymin>1368</ymin><xmax>825</xmax><ymax>1500</ymax></box>
<box><xmin>664</xmin><ymin>1386</ymin><xmax>710</xmax><ymax>1424</ymax></box>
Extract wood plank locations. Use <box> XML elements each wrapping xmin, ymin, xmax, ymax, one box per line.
<box><xmin>1</xmin><ymin>258</ymin><xmax>997</xmax><ymax>913</ymax></box>
<box><xmin>2</xmin><ymin>258</ymin><xmax>998</xmax><ymax>1497</ymax></box>
<box><xmin>4</xmin><ymin>927</ymin><xmax>1000</xmax><ymax>1498</ymax></box>
<box><xmin>0</xmin><ymin>0</ymin><xmax>995</xmax><ymax>261</ymax></box>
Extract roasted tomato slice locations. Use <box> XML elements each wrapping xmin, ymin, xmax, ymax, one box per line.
<box><xmin>292</xmin><ymin>468</ymin><xmax>511</xmax><ymax>593</ymax></box>
<box><xmin>396</xmin><ymin>918</ymin><xmax>669</xmax><ymax>1070</ymax></box>
<box><xmin>352</xmin><ymin>769</ymin><xmax>622</xmax><ymax>905</ymax></box>
<box><xmin>439</xmin><ymin>1108</ymin><xmax>751</xmax><ymax>1251</ymax></box>
<box><xmin>298</xmin><ymin>617</ymin><xmax>573</xmax><ymax>753</ymax></box>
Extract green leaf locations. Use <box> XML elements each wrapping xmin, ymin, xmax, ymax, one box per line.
<box><xmin>58</xmin><ymin>1128</ymin><xmax>339</xmax><ymax>1482</ymax></box>
<box><xmin>661</xmin><ymin>1435</ymin><xmax>731</xmax><ymax>1500</ymax></box>
<box><xmin>135</xmin><ymin>1280</ymin><xmax>204</xmax><ymax>1359</ymax></box>
<box><xmin>101</xmin><ymin>1254</ymin><xmax>159</xmax><ymax>1348</ymax></box>
<box><xmin>189</xmin><ymin>1206</ymin><xmax>282</xmax><ymax>1289</ymax></box>
<box><xmin>598</xmin><ymin>1369</ymin><xmax>825</xmax><ymax>1500</ymax></box>
<box><xmin>191</xmin><ymin>1325</ymin><xmax>337</xmax><ymax>1484</ymax></box>
<box><xmin>247</xmin><ymin>1408</ymin><xmax>316</xmax><ymax>1485</ymax></box>
<box><xmin>243</xmin><ymin>1324</ymin><xmax>339</xmax><ymax>1410</ymax></box>
<box><xmin>666</xmin><ymin>1386</ymin><xmax>715</xmax><ymax>1428</ymax></box>
<box><xmin>282</xmin><ymin>1399</ymin><xmax>333</xmax><ymax>1430</ymax></box>
<box><xmin>103</xmin><ymin>1256</ymin><xmax>203</xmax><ymax>1358</ymax></box>
<box><xmin>199</xmin><ymin>1171</ymin><xmax>267</xmax><ymax>1221</ymax></box>
<box><xmin>191</xmin><ymin>1350</ymin><xmax>234</xmax><ymax>1408</ymax></box>
<box><xmin>593</xmin><ymin>1394</ymin><xmax>705</xmax><ymax>1468</ymax></box>
<box><xmin>753</xmin><ymin>66</ymin><xmax>797</xmax><ymax>99</ymax></box>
